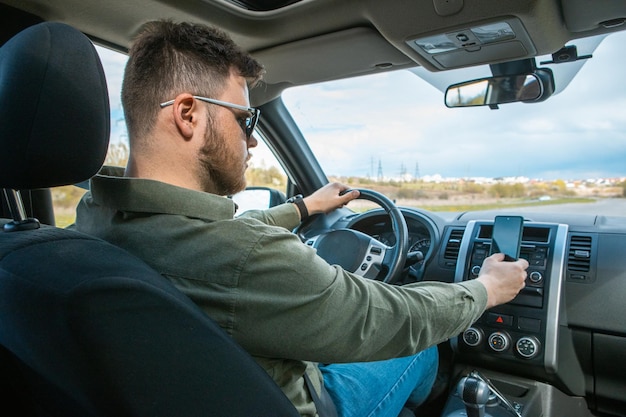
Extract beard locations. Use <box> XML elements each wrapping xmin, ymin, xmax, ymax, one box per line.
<box><xmin>197</xmin><ymin>118</ymin><xmax>248</xmax><ymax>196</ymax></box>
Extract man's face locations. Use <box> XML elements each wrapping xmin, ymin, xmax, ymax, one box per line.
<box><xmin>197</xmin><ymin>71</ymin><xmax>258</xmax><ymax>195</ymax></box>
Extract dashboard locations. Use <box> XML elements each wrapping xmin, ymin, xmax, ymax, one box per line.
<box><xmin>300</xmin><ymin>205</ymin><xmax>626</xmax><ymax>416</ymax></box>
<box><xmin>349</xmin><ymin>212</ymin><xmax>434</xmax><ymax>257</ymax></box>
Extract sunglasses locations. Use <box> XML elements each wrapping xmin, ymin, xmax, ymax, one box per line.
<box><xmin>160</xmin><ymin>96</ymin><xmax>260</xmax><ymax>139</ymax></box>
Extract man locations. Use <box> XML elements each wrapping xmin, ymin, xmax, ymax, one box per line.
<box><xmin>74</xmin><ymin>20</ymin><xmax>528</xmax><ymax>417</ymax></box>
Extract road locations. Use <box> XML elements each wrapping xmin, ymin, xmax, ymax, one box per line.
<box><xmin>432</xmin><ymin>198</ymin><xmax>626</xmax><ymax>221</ymax></box>
<box><xmin>505</xmin><ymin>198</ymin><xmax>626</xmax><ymax>217</ymax></box>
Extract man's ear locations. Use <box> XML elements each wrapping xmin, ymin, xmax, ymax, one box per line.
<box><xmin>171</xmin><ymin>94</ymin><xmax>199</xmax><ymax>140</ymax></box>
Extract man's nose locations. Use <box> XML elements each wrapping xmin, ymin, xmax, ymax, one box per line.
<box><xmin>247</xmin><ymin>134</ymin><xmax>258</xmax><ymax>148</ymax></box>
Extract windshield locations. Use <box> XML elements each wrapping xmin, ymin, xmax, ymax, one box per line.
<box><xmin>282</xmin><ymin>32</ymin><xmax>626</xmax><ymax>217</ymax></box>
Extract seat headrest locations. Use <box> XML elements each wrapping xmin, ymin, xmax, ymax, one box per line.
<box><xmin>0</xmin><ymin>22</ymin><xmax>110</xmax><ymax>190</ymax></box>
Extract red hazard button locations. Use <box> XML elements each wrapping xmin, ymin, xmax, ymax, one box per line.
<box><xmin>487</xmin><ymin>312</ymin><xmax>513</xmax><ymax>327</ymax></box>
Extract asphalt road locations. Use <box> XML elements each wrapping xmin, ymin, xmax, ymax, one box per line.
<box><xmin>432</xmin><ymin>198</ymin><xmax>626</xmax><ymax>221</ymax></box>
<box><xmin>507</xmin><ymin>198</ymin><xmax>626</xmax><ymax>217</ymax></box>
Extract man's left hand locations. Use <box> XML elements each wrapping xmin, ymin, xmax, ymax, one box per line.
<box><xmin>302</xmin><ymin>183</ymin><xmax>360</xmax><ymax>216</ymax></box>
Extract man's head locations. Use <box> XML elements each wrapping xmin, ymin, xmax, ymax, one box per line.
<box><xmin>121</xmin><ymin>20</ymin><xmax>265</xmax><ymax>195</ymax></box>
<box><xmin>122</xmin><ymin>20</ymin><xmax>264</xmax><ymax>141</ymax></box>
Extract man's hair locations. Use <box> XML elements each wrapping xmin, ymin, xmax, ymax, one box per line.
<box><xmin>121</xmin><ymin>20</ymin><xmax>265</xmax><ymax>141</ymax></box>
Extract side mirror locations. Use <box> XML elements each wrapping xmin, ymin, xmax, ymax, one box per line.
<box><xmin>231</xmin><ymin>187</ymin><xmax>286</xmax><ymax>214</ymax></box>
<box><xmin>445</xmin><ymin>69</ymin><xmax>554</xmax><ymax>108</ymax></box>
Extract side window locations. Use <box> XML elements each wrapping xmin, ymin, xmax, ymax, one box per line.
<box><xmin>51</xmin><ymin>45</ymin><xmax>129</xmax><ymax>227</ymax></box>
<box><xmin>98</xmin><ymin>45</ymin><xmax>130</xmax><ymax>167</ymax></box>
<box><xmin>233</xmin><ymin>131</ymin><xmax>289</xmax><ymax>214</ymax></box>
<box><xmin>244</xmin><ymin>131</ymin><xmax>287</xmax><ymax>191</ymax></box>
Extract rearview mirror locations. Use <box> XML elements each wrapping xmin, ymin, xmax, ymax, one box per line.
<box><xmin>445</xmin><ymin>73</ymin><xmax>546</xmax><ymax>108</ymax></box>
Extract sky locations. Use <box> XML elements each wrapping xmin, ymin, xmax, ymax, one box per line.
<box><xmin>96</xmin><ymin>30</ymin><xmax>626</xmax><ymax>181</ymax></box>
<box><xmin>282</xmin><ymin>31</ymin><xmax>626</xmax><ymax>181</ymax></box>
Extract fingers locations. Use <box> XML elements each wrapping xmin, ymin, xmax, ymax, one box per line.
<box><xmin>303</xmin><ymin>183</ymin><xmax>359</xmax><ymax>215</ymax></box>
<box><xmin>338</xmin><ymin>187</ymin><xmax>359</xmax><ymax>204</ymax></box>
<box><xmin>488</xmin><ymin>252</ymin><xmax>529</xmax><ymax>268</ymax></box>
<box><xmin>329</xmin><ymin>184</ymin><xmax>359</xmax><ymax>209</ymax></box>
<box><xmin>478</xmin><ymin>254</ymin><xmax>529</xmax><ymax>309</ymax></box>
<box><xmin>489</xmin><ymin>252</ymin><xmax>506</xmax><ymax>261</ymax></box>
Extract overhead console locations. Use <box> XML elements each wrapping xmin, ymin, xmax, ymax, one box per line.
<box><xmin>405</xmin><ymin>17</ymin><xmax>537</xmax><ymax>70</ymax></box>
<box><xmin>451</xmin><ymin>220</ymin><xmax>584</xmax><ymax>394</ymax></box>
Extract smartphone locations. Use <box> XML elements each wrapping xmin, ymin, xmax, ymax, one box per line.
<box><xmin>490</xmin><ymin>215</ymin><xmax>524</xmax><ymax>261</ymax></box>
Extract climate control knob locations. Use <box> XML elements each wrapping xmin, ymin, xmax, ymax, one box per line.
<box><xmin>488</xmin><ymin>331</ymin><xmax>510</xmax><ymax>352</ymax></box>
<box><xmin>516</xmin><ymin>336</ymin><xmax>541</xmax><ymax>359</ymax></box>
<box><xmin>462</xmin><ymin>327</ymin><xmax>483</xmax><ymax>347</ymax></box>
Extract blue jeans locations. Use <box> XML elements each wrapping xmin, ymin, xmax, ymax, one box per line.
<box><xmin>318</xmin><ymin>346</ymin><xmax>438</xmax><ymax>417</ymax></box>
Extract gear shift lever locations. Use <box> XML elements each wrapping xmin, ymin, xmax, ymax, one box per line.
<box><xmin>457</xmin><ymin>376</ymin><xmax>491</xmax><ymax>417</ymax></box>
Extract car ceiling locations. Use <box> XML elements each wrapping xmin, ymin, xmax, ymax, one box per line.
<box><xmin>3</xmin><ymin>0</ymin><xmax>626</xmax><ymax>104</ymax></box>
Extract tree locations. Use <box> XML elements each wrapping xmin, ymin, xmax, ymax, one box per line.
<box><xmin>105</xmin><ymin>142</ymin><xmax>129</xmax><ymax>167</ymax></box>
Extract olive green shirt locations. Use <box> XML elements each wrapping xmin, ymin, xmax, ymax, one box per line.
<box><xmin>73</xmin><ymin>166</ymin><xmax>488</xmax><ymax>416</ymax></box>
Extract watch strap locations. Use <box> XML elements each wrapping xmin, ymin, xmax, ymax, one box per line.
<box><xmin>287</xmin><ymin>194</ymin><xmax>309</xmax><ymax>221</ymax></box>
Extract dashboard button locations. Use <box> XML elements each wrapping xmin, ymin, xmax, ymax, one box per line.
<box><xmin>487</xmin><ymin>313</ymin><xmax>513</xmax><ymax>327</ymax></box>
<box><xmin>529</xmin><ymin>271</ymin><xmax>543</xmax><ymax>283</ymax></box>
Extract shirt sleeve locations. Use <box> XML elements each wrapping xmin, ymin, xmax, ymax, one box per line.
<box><xmin>230</xmin><ymin>223</ymin><xmax>488</xmax><ymax>364</ymax></box>
<box><xmin>239</xmin><ymin>203</ymin><xmax>301</xmax><ymax>230</ymax></box>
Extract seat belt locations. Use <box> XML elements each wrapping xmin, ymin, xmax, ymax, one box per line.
<box><xmin>303</xmin><ymin>372</ymin><xmax>339</xmax><ymax>417</ymax></box>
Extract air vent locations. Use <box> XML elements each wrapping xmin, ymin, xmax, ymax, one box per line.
<box><xmin>567</xmin><ymin>235</ymin><xmax>592</xmax><ymax>272</ymax></box>
<box><xmin>444</xmin><ymin>228</ymin><xmax>465</xmax><ymax>260</ymax></box>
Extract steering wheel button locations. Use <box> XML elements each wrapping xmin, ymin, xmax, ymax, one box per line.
<box><xmin>370</xmin><ymin>246</ymin><xmax>382</xmax><ymax>255</ymax></box>
<box><xmin>360</xmin><ymin>263</ymin><xmax>368</xmax><ymax>271</ymax></box>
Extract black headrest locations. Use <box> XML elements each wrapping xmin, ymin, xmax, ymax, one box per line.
<box><xmin>0</xmin><ymin>22</ymin><xmax>110</xmax><ymax>190</ymax></box>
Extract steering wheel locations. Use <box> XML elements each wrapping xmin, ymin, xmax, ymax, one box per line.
<box><xmin>303</xmin><ymin>189</ymin><xmax>408</xmax><ymax>284</ymax></box>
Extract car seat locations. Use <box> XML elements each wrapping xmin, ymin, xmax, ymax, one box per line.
<box><xmin>0</xmin><ymin>21</ymin><xmax>300</xmax><ymax>417</ymax></box>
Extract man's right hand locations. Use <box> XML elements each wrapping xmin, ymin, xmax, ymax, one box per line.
<box><xmin>475</xmin><ymin>253</ymin><xmax>528</xmax><ymax>309</ymax></box>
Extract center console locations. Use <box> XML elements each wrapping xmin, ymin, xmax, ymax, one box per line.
<box><xmin>452</xmin><ymin>220</ymin><xmax>569</xmax><ymax>375</ymax></box>
<box><xmin>439</xmin><ymin>219</ymin><xmax>597</xmax><ymax>416</ymax></box>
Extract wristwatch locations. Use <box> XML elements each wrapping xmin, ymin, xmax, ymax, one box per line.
<box><xmin>286</xmin><ymin>194</ymin><xmax>309</xmax><ymax>221</ymax></box>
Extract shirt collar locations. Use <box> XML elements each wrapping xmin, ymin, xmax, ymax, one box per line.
<box><xmin>90</xmin><ymin>166</ymin><xmax>237</xmax><ymax>221</ymax></box>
